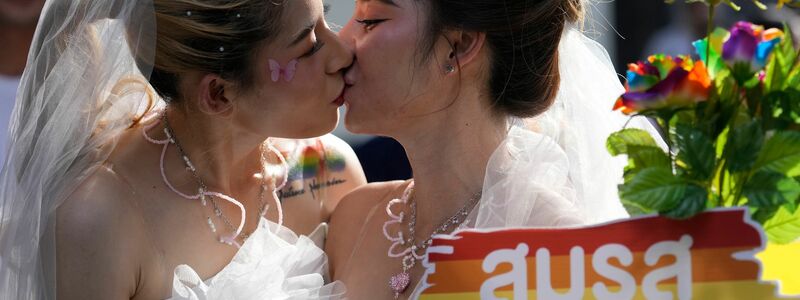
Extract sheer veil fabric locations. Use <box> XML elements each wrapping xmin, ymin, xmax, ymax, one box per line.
<box><xmin>0</xmin><ymin>0</ymin><xmax>350</xmax><ymax>298</ymax></box>
<box><xmin>0</xmin><ymin>0</ymin><xmax>156</xmax><ymax>298</ymax></box>
<box><xmin>474</xmin><ymin>26</ymin><xmax>662</xmax><ymax>229</ymax></box>
<box><xmin>411</xmin><ymin>26</ymin><xmax>663</xmax><ymax>298</ymax></box>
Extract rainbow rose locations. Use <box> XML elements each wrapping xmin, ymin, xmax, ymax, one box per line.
<box><xmin>693</xmin><ymin>22</ymin><xmax>784</xmax><ymax>79</ymax></box>
<box><xmin>614</xmin><ymin>55</ymin><xmax>711</xmax><ymax>115</ymax></box>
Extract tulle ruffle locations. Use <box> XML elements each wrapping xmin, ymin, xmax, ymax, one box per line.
<box><xmin>169</xmin><ymin>219</ymin><xmax>345</xmax><ymax>300</ymax></box>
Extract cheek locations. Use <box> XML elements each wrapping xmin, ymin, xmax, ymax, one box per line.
<box><xmin>258</xmin><ymin>58</ymin><xmax>321</xmax><ymax>101</ymax></box>
<box><xmin>287</xmin><ymin>60</ymin><xmax>335</xmax><ymax>106</ymax></box>
<box><xmin>357</xmin><ymin>28</ymin><xmax>425</xmax><ymax>107</ymax></box>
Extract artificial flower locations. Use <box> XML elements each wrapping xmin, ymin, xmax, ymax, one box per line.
<box><xmin>614</xmin><ymin>55</ymin><xmax>711</xmax><ymax>115</ymax></box>
<box><xmin>694</xmin><ymin>22</ymin><xmax>784</xmax><ymax>79</ymax></box>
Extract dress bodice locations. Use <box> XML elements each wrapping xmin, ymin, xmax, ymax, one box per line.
<box><xmin>169</xmin><ymin>218</ymin><xmax>344</xmax><ymax>300</ymax></box>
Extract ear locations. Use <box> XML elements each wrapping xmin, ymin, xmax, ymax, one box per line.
<box><xmin>442</xmin><ymin>29</ymin><xmax>486</xmax><ymax>70</ymax></box>
<box><xmin>195</xmin><ymin>74</ymin><xmax>235</xmax><ymax>116</ymax></box>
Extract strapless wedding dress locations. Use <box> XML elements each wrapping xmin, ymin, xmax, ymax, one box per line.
<box><xmin>169</xmin><ymin>218</ymin><xmax>345</xmax><ymax>300</ymax></box>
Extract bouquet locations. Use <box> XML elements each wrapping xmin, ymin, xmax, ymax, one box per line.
<box><xmin>608</xmin><ymin>0</ymin><xmax>800</xmax><ymax>244</ymax></box>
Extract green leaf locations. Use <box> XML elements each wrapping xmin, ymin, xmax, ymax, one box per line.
<box><xmin>626</xmin><ymin>145</ymin><xmax>671</xmax><ymax>170</ymax></box>
<box><xmin>764</xmin><ymin>205</ymin><xmax>800</xmax><ymax>244</ymax></box>
<box><xmin>753</xmin><ymin>205</ymin><xmax>781</xmax><ymax>224</ymax></box>
<box><xmin>623</xmin><ymin>203</ymin><xmax>648</xmax><ymax>217</ymax></box>
<box><xmin>764</xmin><ymin>51</ymin><xmax>786</xmax><ymax>92</ymax></box>
<box><xmin>778</xmin><ymin>177</ymin><xmax>800</xmax><ymax>213</ymax></box>
<box><xmin>607</xmin><ymin>128</ymin><xmax>660</xmax><ymax>156</ymax></box>
<box><xmin>673</xmin><ymin>124</ymin><xmax>716</xmax><ymax>180</ymax></box>
<box><xmin>663</xmin><ymin>185</ymin><xmax>708</xmax><ymax>219</ymax></box>
<box><xmin>763</xmin><ymin>90</ymin><xmax>800</xmax><ymax>130</ymax></box>
<box><xmin>727</xmin><ymin>119</ymin><xmax>764</xmax><ymax>173</ymax></box>
<box><xmin>788</xmin><ymin>66</ymin><xmax>800</xmax><ymax>93</ymax></box>
<box><xmin>715</xmin><ymin>126</ymin><xmax>729</xmax><ymax>158</ymax></box>
<box><xmin>620</xmin><ymin>167</ymin><xmax>687</xmax><ymax>212</ymax></box>
<box><xmin>753</xmin><ymin>131</ymin><xmax>800</xmax><ymax>177</ymax></box>
<box><xmin>743</xmin><ymin>171</ymin><xmax>788</xmax><ymax>208</ymax></box>
<box><xmin>776</xmin><ymin>25</ymin><xmax>797</xmax><ymax>74</ymax></box>
<box><xmin>788</xmin><ymin>89</ymin><xmax>800</xmax><ymax>124</ymax></box>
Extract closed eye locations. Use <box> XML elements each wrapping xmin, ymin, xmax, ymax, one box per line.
<box><xmin>355</xmin><ymin>19</ymin><xmax>388</xmax><ymax>31</ymax></box>
<box><xmin>301</xmin><ymin>40</ymin><xmax>326</xmax><ymax>58</ymax></box>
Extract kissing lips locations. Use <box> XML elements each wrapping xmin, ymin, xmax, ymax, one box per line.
<box><xmin>333</xmin><ymin>86</ymin><xmax>346</xmax><ymax>107</ymax></box>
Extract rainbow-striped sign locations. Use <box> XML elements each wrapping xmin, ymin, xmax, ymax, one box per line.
<box><xmin>418</xmin><ymin>208</ymin><xmax>796</xmax><ymax>299</ymax></box>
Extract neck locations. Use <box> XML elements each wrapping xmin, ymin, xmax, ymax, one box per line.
<box><xmin>165</xmin><ymin>107</ymin><xmax>266</xmax><ymax>194</ymax></box>
<box><xmin>0</xmin><ymin>24</ymin><xmax>36</xmax><ymax>76</ymax></box>
<box><xmin>394</xmin><ymin>89</ymin><xmax>507</xmax><ymax>234</ymax></box>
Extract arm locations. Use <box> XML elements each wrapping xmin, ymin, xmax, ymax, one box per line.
<box><xmin>56</xmin><ymin>168</ymin><xmax>142</xmax><ymax>299</ymax></box>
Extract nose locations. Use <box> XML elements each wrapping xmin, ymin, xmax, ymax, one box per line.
<box><xmin>338</xmin><ymin>20</ymin><xmax>359</xmax><ymax>85</ymax></box>
<box><xmin>326</xmin><ymin>27</ymin><xmax>355</xmax><ymax>75</ymax></box>
<box><xmin>338</xmin><ymin>19</ymin><xmax>358</xmax><ymax>50</ymax></box>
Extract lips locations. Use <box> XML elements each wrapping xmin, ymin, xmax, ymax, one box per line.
<box><xmin>332</xmin><ymin>86</ymin><xmax>346</xmax><ymax>107</ymax></box>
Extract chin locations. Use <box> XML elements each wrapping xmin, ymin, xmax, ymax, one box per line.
<box><xmin>343</xmin><ymin>109</ymin><xmax>377</xmax><ymax>135</ymax></box>
<box><xmin>294</xmin><ymin>111</ymin><xmax>340</xmax><ymax>139</ymax></box>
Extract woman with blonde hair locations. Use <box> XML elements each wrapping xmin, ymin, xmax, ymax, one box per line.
<box><xmin>0</xmin><ymin>0</ymin><xmax>365</xmax><ymax>298</ymax></box>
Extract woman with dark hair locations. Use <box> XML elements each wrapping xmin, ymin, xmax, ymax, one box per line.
<box><xmin>0</xmin><ymin>0</ymin><xmax>365</xmax><ymax>299</ymax></box>
<box><xmin>327</xmin><ymin>0</ymin><xmax>660</xmax><ymax>298</ymax></box>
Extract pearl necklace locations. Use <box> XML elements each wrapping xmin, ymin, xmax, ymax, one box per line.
<box><xmin>142</xmin><ymin>112</ymin><xmax>289</xmax><ymax>248</ymax></box>
<box><xmin>383</xmin><ymin>181</ymin><xmax>482</xmax><ymax>298</ymax></box>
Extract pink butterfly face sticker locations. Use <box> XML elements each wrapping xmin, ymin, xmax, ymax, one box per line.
<box><xmin>268</xmin><ymin>59</ymin><xmax>298</xmax><ymax>83</ymax></box>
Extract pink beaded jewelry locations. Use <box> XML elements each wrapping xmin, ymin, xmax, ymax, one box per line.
<box><xmin>382</xmin><ymin>181</ymin><xmax>481</xmax><ymax>298</ymax></box>
<box><xmin>142</xmin><ymin>112</ymin><xmax>289</xmax><ymax>248</ymax></box>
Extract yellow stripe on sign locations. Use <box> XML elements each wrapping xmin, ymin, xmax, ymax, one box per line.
<box><xmin>419</xmin><ymin>281</ymin><xmax>787</xmax><ymax>300</ymax></box>
<box><xmin>758</xmin><ymin>242</ymin><xmax>800</xmax><ymax>297</ymax></box>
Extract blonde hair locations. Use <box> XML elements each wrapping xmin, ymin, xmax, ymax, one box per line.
<box><xmin>149</xmin><ymin>0</ymin><xmax>285</xmax><ymax>100</ymax></box>
<box><xmin>565</xmin><ymin>0</ymin><xmax>585</xmax><ymax>24</ymax></box>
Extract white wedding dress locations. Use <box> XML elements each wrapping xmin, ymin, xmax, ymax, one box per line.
<box><xmin>169</xmin><ymin>220</ymin><xmax>345</xmax><ymax>300</ymax></box>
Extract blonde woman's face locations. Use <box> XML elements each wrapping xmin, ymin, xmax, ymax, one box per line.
<box><xmin>233</xmin><ymin>0</ymin><xmax>353</xmax><ymax>139</ymax></box>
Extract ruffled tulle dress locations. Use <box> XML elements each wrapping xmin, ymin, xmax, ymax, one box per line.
<box><xmin>169</xmin><ymin>219</ymin><xmax>345</xmax><ymax>300</ymax></box>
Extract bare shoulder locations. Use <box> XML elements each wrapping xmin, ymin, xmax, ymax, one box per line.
<box><xmin>330</xmin><ymin>180</ymin><xmax>408</xmax><ymax>222</ymax></box>
<box><xmin>318</xmin><ymin>133</ymin><xmax>355</xmax><ymax>153</ymax></box>
<box><xmin>272</xmin><ymin>135</ymin><xmax>367</xmax><ymax>218</ymax></box>
<box><xmin>326</xmin><ymin>180</ymin><xmax>410</xmax><ymax>277</ymax></box>
<box><xmin>56</xmin><ymin>164</ymin><xmax>145</xmax><ymax>299</ymax></box>
<box><xmin>318</xmin><ymin>134</ymin><xmax>367</xmax><ymax>212</ymax></box>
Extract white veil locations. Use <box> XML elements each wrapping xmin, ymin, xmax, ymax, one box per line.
<box><xmin>0</xmin><ymin>0</ymin><xmax>156</xmax><ymax>298</ymax></box>
<box><xmin>473</xmin><ymin>27</ymin><xmax>662</xmax><ymax>229</ymax></box>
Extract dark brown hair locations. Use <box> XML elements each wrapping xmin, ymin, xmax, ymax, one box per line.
<box><xmin>150</xmin><ymin>0</ymin><xmax>285</xmax><ymax>101</ymax></box>
<box><xmin>422</xmin><ymin>0</ymin><xmax>584</xmax><ymax>118</ymax></box>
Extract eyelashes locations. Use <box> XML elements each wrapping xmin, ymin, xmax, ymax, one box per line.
<box><xmin>301</xmin><ymin>40</ymin><xmax>326</xmax><ymax>58</ymax></box>
<box><xmin>355</xmin><ymin>19</ymin><xmax>388</xmax><ymax>31</ymax></box>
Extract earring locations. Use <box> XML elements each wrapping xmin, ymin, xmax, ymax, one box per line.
<box><xmin>445</xmin><ymin>64</ymin><xmax>456</xmax><ymax>74</ymax></box>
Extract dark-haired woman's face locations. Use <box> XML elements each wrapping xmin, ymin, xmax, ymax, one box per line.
<box><xmin>338</xmin><ymin>0</ymin><xmax>453</xmax><ymax>136</ymax></box>
<box><xmin>233</xmin><ymin>0</ymin><xmax>353</xmax><ymax>139</ymax></box>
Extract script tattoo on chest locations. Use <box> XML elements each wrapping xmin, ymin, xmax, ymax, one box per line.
<box><xmin>277</xmin><ymin>141</ymin><xmax>348</xmax><ymax>202</ymax></box>
<box><xmin>279</xmin><ymin>178</ymin><xmax>348</xmax><ymax>201</ymax></box>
